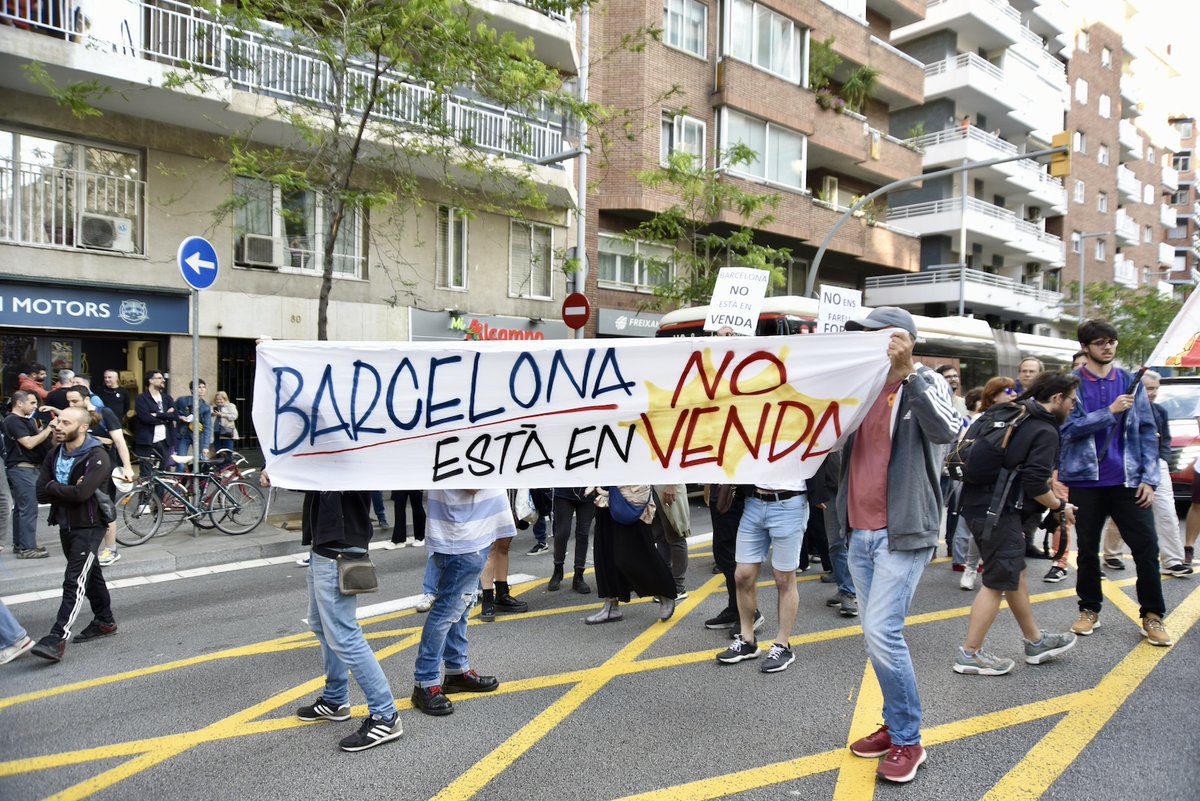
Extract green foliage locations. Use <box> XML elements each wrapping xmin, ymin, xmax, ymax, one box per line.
<box><xmin>1070</xmin><ymin>281</ymin><xmax>1182</xmax><ymax>367</ymax></box>
<box><xmin>906</xmin><ymin>121</ymin><xmax>925</xmax><ymax>139</ymax></box>
<box><xmin>841</xmin><ymin>66</ymin><xmax>880</xmax><ymax>114</ymax></box>
<box><xmin>807</xmin><ymin>36</ymin><xmax>841</xmax><ymax>93</ymax></box>
<box><xmin>623</xmin><ymin>146</ymin><xmax>791</xmax><ymax>309</ymax></box>
<box><xmin>21</xmin><ymin>63</ymin><xmax>116</xmax><ymax>118</ymax></box>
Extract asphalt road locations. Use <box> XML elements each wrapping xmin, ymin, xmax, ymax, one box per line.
<box><xmin>1</xmin><ymin>533</ymin><xmax>1198</xmax><ymax>801</ymax></box>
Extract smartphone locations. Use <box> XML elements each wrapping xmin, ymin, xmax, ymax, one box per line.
<box><xmin>1125</xmin><ymin>366</ymin><xmax>1148</xmax><ymax>396</ymax></box>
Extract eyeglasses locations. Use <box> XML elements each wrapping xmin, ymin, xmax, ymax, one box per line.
<box><xmin>1003</xmin><ymin>388</ymin><xmax>1018</xmax><ymax>396</ymax></box>
<box><xmin>1088</xmin><ymin>338</ymin><xmax>1118</xmax><ymax>348</ymax></box>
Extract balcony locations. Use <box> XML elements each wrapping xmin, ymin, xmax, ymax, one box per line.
<box><xmin>0</xmin><ymin>0</ymin><xmax>565</xmax><ymax>164</ymax></box>
<box><xmin>886</xmin><ymin>196</ymin><xmax>1064</xmax><ymax>265</ymax></box>
<box><xmin>910</xmin><ymin>125</ymin><xmax>1065</xmax><ymax>210</ymax></box>
<box><xmin>1119</xmin><ymin>120</ymin><xmax>1144</xmax><ymax>158</ymax></box>
<box><xmin>1160</xmin><ymin>242</ymin><xmax>1176</xmax><ymax>267</ymax></box>
<box><xmin>924</xmin><ymin>53</ymin><xmax>1021</xmax><ymax>120</ymax></box>
<box><xmin>1029</xmin><ymin>0</ymin><xmax>1072</xmax><ymax>39</ymax></box>
<box><xmin>892</xmin><ymin>0</ymin><xmax>1021</xmax><ymax>51</ymax></box>
<box><xmin>863</xmin><ymin>266</ymin><xmax>1063</xmax><ymax>322</ymax></box>
<box><xmin>1120</xmin><ymin>74</ymin><xmax>1141</xmax><ymax>118</ymax></box>
<box><xmin>1194</xmin><ymin>202</ymin><xmax>1200</xmax><ymax>226</ymax></box>
<box><xmin>476</xmin><ymin>0</ymin><xmax>577</xmax><ymax>73</ymax></box>
<box><xmin>1115</xmin><ymin>209</ymin><xmax>1139</xmax><ymax>245</ymax></box>
<box><xmin>1114</xmin><ymin>257</ymin><xmax>1138</xmax><ymax>288</ymax></box>
<box><xmin>1117</xmin><ymin>165</ymin><xmax>1142</xmax><ymax>202</ymax></box>
<box><xmin>1162</xmin><ymin>204</ymin><xmax>1179</xmax><ymax>227</ymax></box>
<box><xmin>1162</xmin><ymin>165</ymin><xmax>1180</xmax><ymax>192</ymax></box>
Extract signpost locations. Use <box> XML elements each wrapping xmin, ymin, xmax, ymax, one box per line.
<box><xmin>176</xmin><ymin>236</ymin><xmax>219</xmax><ymax>536</ymax></box>
<box><xmin>561</xmin><ymin>292</ymin><xmax>591</xmax><ymax>330</ymax></box>
<box><xmin>704</xmin><ymin>267</ymin><xmax>770</xmax><ymax>336</ymax></box>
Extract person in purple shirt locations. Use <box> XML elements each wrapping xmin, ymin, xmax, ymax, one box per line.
<box><xmin>1058</xmin><ymin>319</ymin><xmax>1170</xmax><ymax>646</ymax></box>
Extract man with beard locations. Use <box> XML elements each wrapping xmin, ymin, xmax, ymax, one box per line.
<box><xmin>953</xmin><ymin>371</ymin><xmax>1080</xmax><ymax>675</ymax></box>
<box><xmin>1060</xmin><ymin>319</ymin><xmax>1170</xmax><ymax>646</ymax></box>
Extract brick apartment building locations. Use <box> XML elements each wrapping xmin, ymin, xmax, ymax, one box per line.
<box><xmin>1165</xmin><ymin>116</ymin><xmax>1198</xmax><ymax>276</ymax></box>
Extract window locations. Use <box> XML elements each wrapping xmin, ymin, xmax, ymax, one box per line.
<box><xmin>1071</xmin><ymin>231</ymin><xmax>1081</xmax><ymax>254</ymax></box>
<box><xmin>661</xmin><ymin>113</ymin><xmax>706</xmax><ymax>166</ymax></box>
<box><xmin>728</xmin><ymin>0</ymin><xmax>801</xmax><ymax>82</ymax></box>
<box><xmin>1144</xmin><ymin>184</ymin><xmax>1156</xmax><ymax>204</ymax></box>
<box><xmin>437</xmin><ymin>206</ymin><xmax>468</xmax><ymax>290</ymax></box>
<box><xmin>597</xmin><ymin>234</ymin><xmax>673</xmax><ymax>291</ymax></box>
<box><xmin>0</xmin><ymin>128</ymin><xmax>144</xmax><ymax>254</ymax></box>
<box><xmin>1098</xmin><ymin>144</ymin><xmax>1109</xmax><ymax>166</ymax></box>
<box><xmin>1077</xmin><ymin>30</ymin><xmax>1089</xmax><ymax>52</ymax></box>
<box><xmin>1101</xmin><ymin>47</ymin><xmax>1112</xmax><ymax>68</ymax></box>
<box><xmin>723</xmin><ymin>109</ymin><xmax>805</xmax><ymax>190</ymax></box>
<box><xmin>1174</xmin><ymin>151</ymin><xmax>1192</xmax><ymax>172</ymax></box>
<box><xmin>1098</xmin><ymin>94</ymin><xmax>1111</xmax><ymax>118</ymax></box>
<box><xmin>1171</xmin><ymin>188</ymin><xmax>1190</xmax><ymax>205</ymax></box>
<box><xmin>1075</xmin><ymin>77</ymin><xmax>1088</xmax><ymax>104</ymax></box>
<box><xmin>664</xmin><ymin>0</ymin><xmax>707</xmax><ymax>58</ymax></box>
<box><xmin>1074</xmin><ymin>180</ymin><xmax>1085</xmax><ymax>204</ymax></box>
<box><xmin>1097</xmin><ymin>192</ymin><xmax>1108</xmax><ymax>213</ymax></box>
<box><xmin>1176</xmin><ymin>120</ymin><xmax>1194</xmax><ymax>138</ymax></box>
<box><xmin>233</xmin><ymin>179</ymin><xmax>365</xmax><ymax>275</ymax></box>
<box><xmin>1095</xmin><ymin>238</ymin><xmax>1106</xmax><ymax>261</ymax></box>
<box><xmin>1146</xmin><ymin>147</ymin><xmax>1155</xmax><ymax>164</ymax></box>
<box><xmin>1073</xmin><ymin>131</ymin><xmax>1087</xmax><ymax>154</ymax></box>
<box><xmin>509</xmin><ymin>220</ymin><xmax>553</xmax><ymax>299</ymax></box>
<box><xmin>1170</xmin><ymin>225</ymin><xmax>1188</xmax><ymax>239</ymax></box>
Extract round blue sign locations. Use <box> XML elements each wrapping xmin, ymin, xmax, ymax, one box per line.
<box><xmin>177</xmin><ymin>236</ymin><xmax>219</xmax><ymax>290</ymax></box>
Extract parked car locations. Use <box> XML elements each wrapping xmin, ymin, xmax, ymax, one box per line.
<box><xmin>1156</xmin><ymin>377</ymin><xmax>1200</xmax><ymax>506</ymax></box>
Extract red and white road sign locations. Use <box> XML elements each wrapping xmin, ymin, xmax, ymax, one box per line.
<box><xmin>561</xmin><ymin>292</ymin><xmax>591</xmax><ymax>330</ymax></box>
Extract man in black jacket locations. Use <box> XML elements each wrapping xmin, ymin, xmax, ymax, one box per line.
<box><xmin>954</xmin><ymin>371</ymin><xmax>1081</xmax><ymax>677</ymax></box>
<box><xmin>30</xmin><ymin>407</ymin><xmax>117</xmax><ymax>663</ymax></box>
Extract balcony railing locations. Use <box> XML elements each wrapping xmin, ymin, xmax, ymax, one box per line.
<box><xmin>503</xmin><ymin>0</ymin><xmax>571</xmax><ymax>23</ymax></box>
<box><xmin>2</xmin><ymin>0</ymin><xmax>563</xmax><ymax>162</ymax></box>
<box><xmin>1162</xmin><ymin>204</ymin><xmax>1178</xmax><ymax>227</ymax></box>
<box><xmin>864</xmin><ymin>266</ymin><xmax>1062</xmax><ymax>306</ymax></box>
<box><xmin>1162</xmin><ymin>165</ymin><xmax>1180</xmax><ymax>191</ymax></box>
<box><xmin>1160</xmin><ymin>242</ymin><xmax>1176</xmax><ymax>267</ymax></box>
<box><xmin>1114</xmin><ymin>258</ymin><xmax>1138</xmax><ymax>287</ymax></box>
<box><xmin>1115</xmin><ymin>209</ymin><xmax>1139</xmax><ymax>243</ymax></box>
<box><xmin>869</xmin><ymin>35</ymin><xmax>924</xmax><ymax>69</ymax></box>
<box><xmin>1119</xmin><ymin>119</ymin><xmax>1143</xmax><ymax>155</ymax></box>
<box><xmin>1117</xmin><ymin>165</ymin><xmax>1142</xmax><ymax>199</ymax></box>
<box><xmin>0</xmin><ymin>157</ymin><xmax>145</xmax><ymax>253</ymax></box>
<box><xmin>925</xmin><ymin>52</ymin><xmax>1004</xmax><ymax>83</ymax></box>
<box><xmin>908</xmin><ymin>124</ymin><xmax>1018</xmax><ymax>155</ymax></box>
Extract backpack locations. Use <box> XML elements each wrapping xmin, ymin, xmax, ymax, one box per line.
<box><xmin>945</xmin><ymin>402</ymin><xmax>1030</xmax><ymax>485</ymax></box>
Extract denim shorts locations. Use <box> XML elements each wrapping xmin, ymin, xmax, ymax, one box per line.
<box><xmin>967</xmin><ymin>513</ymin><xmax>1026</xmax><ymax>591</ymax></box>
<box><xmin>734</xmin><ymin>495</ymin><xmax>809</xmax><ymax>572</ymax></box>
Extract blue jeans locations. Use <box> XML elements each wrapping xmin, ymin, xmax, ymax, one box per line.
<box><xmin>848</xmin><ymin>528</ymin><xmax>933</xmax><ymax>747</ymax></box>
<box><xmin>0</xmin><ymin>600</ymin><xmax>27</xmax><ymax>648</ymax></box>
<box><xmin>421</xmin><ymin>552</ymin><xmax>441</xmax><ymax>596</ymax></box>
<box><xmin>414</xmin><ymin>548</ymin><xmax>489</xmax><ymax>687</ymax></box>
<box><xmin>7</xmin><ymin>465</ymin><xmax>40</xmax><ymax>552</ymax></box>
<box><xmin>825</xmin><ymin>507</ymin><xmax>854</xmax><ymax>597</ymax></box>
<box><xmin>307</xmin><ymin>552</ymin><xmax>396</xmax><ymax>718</ymax></box>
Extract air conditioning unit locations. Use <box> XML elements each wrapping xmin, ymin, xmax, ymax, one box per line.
<box><xmin>239</xmin><ymin>234</ymin><xmax>282</xmax><ymax>268</ymax></box>
<box><xmin>79</xmin><ymin>213</ymin><xmax>136</xmax><ymax>253</ymax></box>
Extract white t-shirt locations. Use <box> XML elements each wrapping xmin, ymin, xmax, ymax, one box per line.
<box><xmin>424</xmin><ymin>488</ymin><xmax>517</xmax><ymax>555</ymax></box>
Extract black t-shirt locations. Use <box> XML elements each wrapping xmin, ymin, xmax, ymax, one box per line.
<box><xmin>96</xmin><ymin>385</ymin><xmax>130</xmax><ymax>420</ymax></box>
<box><xmin>2</xmin><ymin>414</ymin><xmax>50</xmax><ymax>467</ymax></box>
<box><xmin>44</xmin><ymin>386</ymin><xmax>73</xmax><ymax>410</ymax></box>
<box><xmin>960</xmin><ymin>401</ymin><xmax>1060</xmax><ymax>519</ymax></box>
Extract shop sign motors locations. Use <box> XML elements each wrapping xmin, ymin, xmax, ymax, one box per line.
<box><xmin>0</xmin><ymin>278</ymin><xmax>190</xmax><ymax>334</ymax></box>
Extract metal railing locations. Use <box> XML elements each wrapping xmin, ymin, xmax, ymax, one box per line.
<box><xmin>1115</xmin><ymin>209</ymin><xmax>1139</xmax><ymax>241</ymax></box>
<box><xmin>887</xmin><ymin>196</ymin><xmax>1062</xmax><ymax>245</ymax></box>
<box><xmin>0</xmin><ymin>157</ymin><xmax>145</xmax><ymax>252</ymax></box>
<box><xmin>2</xmin><ymin>0</ymin><xmax>562</xmax><ymax>162</ymax></box>
<box><xmin>925</xmin><ymin>52</ymin><xmax>1004</xmax><ymax>83</ymax></box>
<box><xmin>908</xmin><ymin>125</ymin><xmax>1017</xmax><ymax>154</ymax></box>
<box><xmin>869</xmin><ymin>35</ymin><xmax>924</xmax><ymax>69</ymax></box>
<box><xmin>864</xmin><ymin>266</ymin><xmax>1063</xmax><ymax>305</ymax></box>
<box><xmin>1114</xmin><ymin>258</ymin><xmax>1138</xmax><ymax>286</ymax></box>
<box><xmin>504</xmin><ymin>0</ymin><xmax>571</xmax><ymax>22</ymax></box>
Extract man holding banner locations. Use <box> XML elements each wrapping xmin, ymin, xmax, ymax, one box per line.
<box><xmin>835</xmin><ymin>307</ymin><xmax>961</xmax><ymax>784</ymax></box>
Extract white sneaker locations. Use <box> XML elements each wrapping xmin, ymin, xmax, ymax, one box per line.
<box><xmin>960</xmin><ymin>569</ymin><xmax>977</xmax><ymax>591</ymax></box>
<box><xmin>415</xmin><ymin>593</ymin><xmax>435</xmax><ymax>613</ymax></box>
<box><xmin>98</xmin><ymin>546</ymin><xmax>121</xmax><ymax>567</ymax></box>
<box><xmin>295</xmin><ymin>553</ymin><xmax>311</xmax><ymax>567</ymax></box>
<box><xmin>383</xmin><ymin>541</ymin><xmax>407</xmax><ymax>550</ymax></box>
<box><xmin>411</xmin><ymin>540</ymin><xmax>425</xmax><ymax>547</ymax></box>
<box><xmin>0</xmin><ymin>636</ymin><xmax>34</xmax><ymax>665</ymax></box>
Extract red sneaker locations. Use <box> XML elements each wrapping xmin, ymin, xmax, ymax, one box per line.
<box><xmin>849</xmin><ymin>724</ymin><xmax>892</xmax><ymax>758</ymax></box>
<box><xmin>876</xmin><ymin>744</ymin><xmax>927</xmax><ymax>783</ymax></box>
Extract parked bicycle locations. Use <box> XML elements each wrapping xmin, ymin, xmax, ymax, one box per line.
<box><xmin>116</xmin><ymin>452</ymin><xmax>267</xmax><ymax>545</ymax></box>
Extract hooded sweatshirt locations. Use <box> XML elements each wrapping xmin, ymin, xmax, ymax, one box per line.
<box><xmin>36</xmin><ymin>436</ymin><xmax>113</xmax><ymax>530</ymax></box>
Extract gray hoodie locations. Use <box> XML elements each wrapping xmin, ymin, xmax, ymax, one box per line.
<box><xmin>833</xmin><ymin>365</ymin><xmax>961</xmax><ymax>551</ymax></box>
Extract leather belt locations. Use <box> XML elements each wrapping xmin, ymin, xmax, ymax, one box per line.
<box><xmin>753</xmin><ymin>489</ymin><xmax>804</xmax><ymax>502</ymax></box>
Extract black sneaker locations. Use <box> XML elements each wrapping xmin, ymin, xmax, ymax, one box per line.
<box><xmin>760</xmin><ymin>642</ymin><xmax>795</xmax><ymax>673</ymax></box>
<box><xmin>443</xmin><ymin>669</ymin><xmax>500</xmax><ymax>693</ymax></box>
<box><xmin>527</xmin><ymin>542</ymin><xmax>549</xmax><ymax>555</ymax></box>
<box><xmin>296</xmin><ymin>696</ymin><xmax>351</xmax><ymax>722</ymax></box>
<box><xmin>30</xmin><ymin>635</ymin><xmax>65</xmax><ymax>663</ymax></box>
<box><xmin>731</xmin><ymin>609</ymin><xmax>766</xmax><ymax>639</ymax></box>
<box><xmin>338</xmin><ymin>713</ymin><xmax>403</xmax><ymax>752</ymax></box>
<box><xmin>411</xmin><ymin>685</ymin><xmax>454</xmax><ymax>716</ymax></box>
<box><xmin>15</xmin><ymin>547</ymin><xmax>49</xmax><ymax>560</ymax></box>
<box><xmin>1164</xmin><ymin>563</ymin><xmax>1194</xmax><ymax>577</ymax></box>
<box><xmin>1043</xmin><ymin>566</ymin><xmax>1068</xmax><ymax>583</ymax></box>
<box><xmin>73</xmin><ymin>620</ymin><xmax>118</xmax><ymax>643</ymax></box>
<box><xmin>704</xmin><ymin>607</ymin><xmax>738</xmax><ymax>630</ymax></box>
<box><xmin>827</xmin><ymin>592</ymin><xmax>846</xmax><ymax>608</ymax></box>
<box><xmin>494</xmin><ymin>593</ymin><xmax>529</xmax><ymax>614</ymax></box>
<box><xmin>716</xmin><ymin>634</ymin><xmax>760</xmax><ymax>664</ymax></box>
<box><xmin>1104</xmin><ymin>557</ymin><xmax>1125</xmax><ymax>570</ymax></box>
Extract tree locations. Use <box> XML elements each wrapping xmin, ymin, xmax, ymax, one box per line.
<box><xmin>1071</xmin><ymin>281</ymin><xmax>1183</xmax><ymax>367</ymax></box>
<box><xmin>623</xmin><ymin>147</ymin><xmax>791</xmax><ymax>309</ymax></box>
<box><xmin>30</xmin><ymin>0</ymin><xmax>593</xmax><ymax>340</ymax></box>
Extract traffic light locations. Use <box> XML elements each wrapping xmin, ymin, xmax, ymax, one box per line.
<box><xmin>1050</xmin><ymin>131</ymin><xmax>1072</xmax><ymax>178</ymax></box>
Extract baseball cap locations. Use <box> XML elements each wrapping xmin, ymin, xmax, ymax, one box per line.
<box><xmin>844</xmin><ymin>306</ymin><xmax>917</xmax><ymax>338</ymax></box>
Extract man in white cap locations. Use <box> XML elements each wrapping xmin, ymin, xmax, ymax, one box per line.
<box><xmin>833</xmin><ymin>307</ymin><xmax>961</xmax><ymax>783</ymax></box>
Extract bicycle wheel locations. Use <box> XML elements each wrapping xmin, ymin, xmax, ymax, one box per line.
<box><xmin>117</xmin><ymin>487</ymin><xmax>162</xmax><ymax>546</ymax></box>
<box><xmin>156</xmin><ymin>478</ymin><xmax>190</xmax><ymax>536</ymax></box>
<box><xmin>213</xmin><ymin>480</ymin><xmax>267</xmax><ymax>535</ymax></box>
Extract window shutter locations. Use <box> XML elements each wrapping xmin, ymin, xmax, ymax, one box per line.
<box><xmin>510</xmin><ymin>221</ymin><xmax>532</xmax><ymax>296</ymax></box>
<box><xmin>437</xmin><ymin>206</ymin><xmax>450</xmax><ymax>286</ymax></box>
<box><xmin>532</xmin><ymin>225</ymin><xmax>553</xmax><ymax>297</ymax></box>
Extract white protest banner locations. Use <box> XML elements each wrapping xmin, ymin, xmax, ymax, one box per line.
<box><xmin>817</xmin><ymin>285</ymin><xmax>862</xmax><ymax>333</ymax></box>
<box><xmin>253</xmin><ymin>333</ymin><xmax>892</xmax><ymax>490</ymax></box>
<box><xmin>703</xmin><ymin>267</ymin><xmax>771</xmax><ymax>335</ymax></box>
<box><xmin>1147</xmin><ymin>287</ymin><xmax>1200</xmax><ymax>367</ymax></box>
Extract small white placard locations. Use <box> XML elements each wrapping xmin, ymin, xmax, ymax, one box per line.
<box><xmin>703</xmin><ymin>267</ymin><xmax>771</xmax><ymax>336</ymax></box>
<box><xmin>817</xmin><ymin>285</ymin><xmax>862</xmax><ymax>333</ymax></box>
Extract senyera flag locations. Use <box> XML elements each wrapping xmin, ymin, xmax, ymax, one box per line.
<box><xmin>253</xmin><ymin>333</ymin><xmax>894</xmax><ymax>490</ymax></box>
<box><xmin>1147</xmin><ymin>288</ymin><xmax>1200</xmax><ymax>367</ymax></box>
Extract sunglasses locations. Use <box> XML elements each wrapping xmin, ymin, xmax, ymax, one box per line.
<box><xmin>1003</xmin><ymin>388</ymin><xmax>1018</xmax><ymax>396</ymax></box>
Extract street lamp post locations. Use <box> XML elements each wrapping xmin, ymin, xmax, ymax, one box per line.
<box><xmin>1077</xmin><ymin>231</ymin><xmax>1108</xmax><ymax>320</ymax></box>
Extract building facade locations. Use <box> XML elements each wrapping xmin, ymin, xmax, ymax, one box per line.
<box><xmin>1165</xmin><ymin>116</ymin><xmax>1198</xmax><ymax>277</ymax></box>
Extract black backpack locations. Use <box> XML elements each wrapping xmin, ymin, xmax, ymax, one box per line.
<box><xmin>946</xmin><ymin>402</ymin><xmax>1030</xmax><ymax>485</ymax></box>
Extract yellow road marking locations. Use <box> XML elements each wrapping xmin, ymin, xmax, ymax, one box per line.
<box><xmin>833</xmin><ymin>663</ymin><xmax>883</xmax><ymax>801</ymax></box>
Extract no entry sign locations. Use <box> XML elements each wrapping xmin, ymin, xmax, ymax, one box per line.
<box><xmin>561</xmin><ymin>292</ymin><xmax>591</xmax><ymax>329</ymax></box>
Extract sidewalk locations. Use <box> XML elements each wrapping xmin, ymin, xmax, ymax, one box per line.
<box><xmin>0</xmin><ymin>488</ymin><xmax>309</xmax><ymax>598</ymax></box>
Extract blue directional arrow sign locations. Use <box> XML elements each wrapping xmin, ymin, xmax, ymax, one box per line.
<box><xmin>177</xmin><ymin>236</ymin><xmax>219</xmax><ymax>291</ymax></box>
